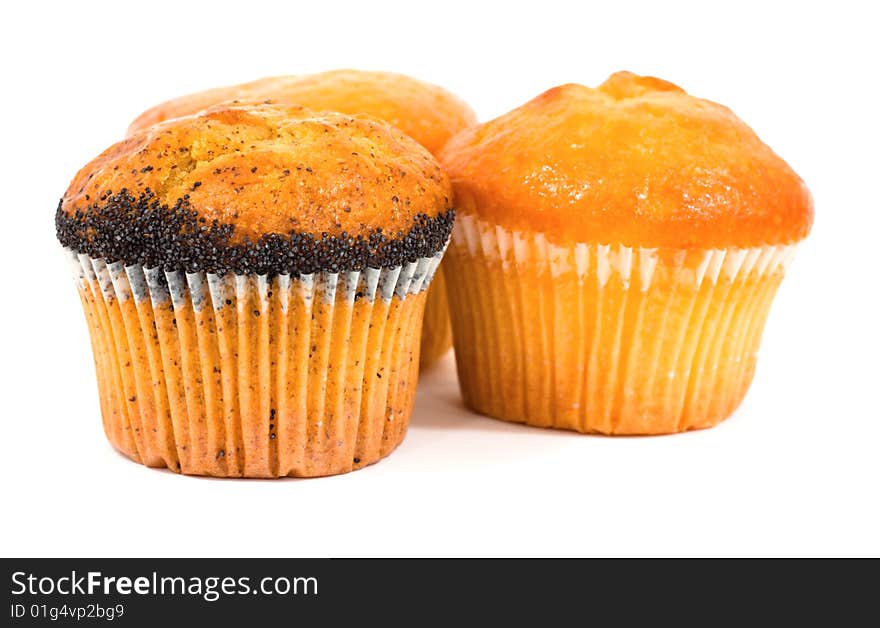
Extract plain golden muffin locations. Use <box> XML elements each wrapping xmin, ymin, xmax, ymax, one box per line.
<box><xmin>57</xmin><ymin>103</ymin><xmax>454</xmax><ymax>477</ymax></box>
<box><xmin>128</xmin><ymin>69</ymin><xmax>476</xmax><ymax>156</ymax></box>
<box><xmin>128</xmin><ymin>69</ymin><xmax>477</xmax><ymax>367</ymax></box>
<box><xmin>439</xmin><ymin>71</ymin><xmax>813</xmax><ymax>434</ymax></box>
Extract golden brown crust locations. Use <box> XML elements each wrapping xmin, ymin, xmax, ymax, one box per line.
<box><xmin>62</xmin><ymin>103</ymin><xmax>452</xmax><ymax>242</ymax></box>
<box><xmin>439</xmin><ymin>71</ymin><xmax>814</xmax><ymax>248</ymax></box>
<box><xmin>127</xmin><ymin>69</ymin><xmax>477</xmax><ymax>156</ymax></box>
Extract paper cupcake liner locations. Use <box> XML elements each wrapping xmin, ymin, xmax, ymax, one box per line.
<box><xmin>67</xmin><ymin>249</ymin><xmax>442</xmax><ymax>477</ymax></box>
<box><xmin>419</xmin><ymin>266</ymin><xmax>453</xmax><ymax>368</ymax></box>
<box><xmin>444</xmin><ymin>214</ymin><xmax>797</xmax><ymax>434</ymax></box>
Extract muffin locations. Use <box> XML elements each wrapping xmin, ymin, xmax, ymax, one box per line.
<box><xmin>129</xmin><ymin>69</ymin><xmax>477</xmax><ymax>368</ymax></box>
<box><xmin>57</xmin><ymin>103</ymin><xmax>454</xmax><ymax>477</ymax></box>
<box><xmin>438</xmin><ymin>72</ymin><xmax>813</xmax><ymax>435</ymax></box>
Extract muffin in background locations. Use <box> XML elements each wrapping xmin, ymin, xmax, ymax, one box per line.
<box><xmin>439</xmin><ymin>72</ymin><xmax>813</xmax><ymax>434</ymax></box>
<box><xmin>129</xmin><ymin>69</ymin><xmax>477</xmax><ymax>368</ymax></box>
<box><xmin>57</xmin><ymin>103</ymin><xmax>454</xmax><ymax>477</ymax></box>
<box><xmin>128</xmin><ymin>69</ymin><xmax>476</xmax><ymax>156</ymax></box>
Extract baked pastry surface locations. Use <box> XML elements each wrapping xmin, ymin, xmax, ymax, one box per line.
<box><xmin>58</xmin><ymin>104</ymin><xmax>453</xmax><ymax>275</ymax></box>
<box><xmin>128</xmin><ymin>69</ymin><xmax>477</xmax><ymax>155</ymax></box>
<box><xmin>440</xmin><ymin>71</ymin><xmax>813</xmax><ymax>248</ymax></box>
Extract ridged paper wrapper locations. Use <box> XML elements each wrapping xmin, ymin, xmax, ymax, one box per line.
<box><xmin>419</xmin><ymin>268</ymin><xmax>453</xmax><ymax>368</ymax></box>
<box><xmin>444</xmin><ymin>215</ymin><xmax>797</xmax><ymax>434</ymax></box>
<box><xmin>67</xmin><ymin>249</ymin><xmax>442</xmax><ymax>477</ymax></box>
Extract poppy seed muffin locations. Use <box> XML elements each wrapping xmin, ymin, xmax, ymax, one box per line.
<box><xmin>439</xmin><ymin>72</ymin><xmax>813</xmax><ymax>434</ymax></box>
<box><xmin>57</xmin><ymin>103</ymin><xmax>454</xmax><ymax>477</ymax></box>
<box><xmin>128</xmin><ymin>69</ymin><xmax>478</xmax><ymax>367</ymax></box>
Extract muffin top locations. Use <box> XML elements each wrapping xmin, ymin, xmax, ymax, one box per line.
<box><xmin>439</xmin><ymin>72</ymin><xmax>813</xmax><ymax>249</ymax></box>
<box><xmin>56</xmin><ymin>104</ymin><xmax>453</xmax><ymax>275</ymax></box>
<box><xmin>127</xmin><ymin>69</ymin><xmax>477</xmax><ymax>156</ymax></box>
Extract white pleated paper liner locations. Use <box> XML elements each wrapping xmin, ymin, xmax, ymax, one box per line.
<box><xmin>66</xmin><ymin>248</ymin><xmax>443</xmax><ymax>477</ymax></box>
<box><xmin>452</xmin><ymin>215</ymin><xmax>796</xmax><ymax>287</ymax></box>
<box><xmin>444</xmin><ymin>214</ymin><xmax>798</xmax><ymax>434</ymax></box>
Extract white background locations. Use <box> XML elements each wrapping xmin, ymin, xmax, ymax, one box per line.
<box><xmin>1</xmin><ymin>0</ymin><xmax>877</xmax><ymax>557</ymax></box>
